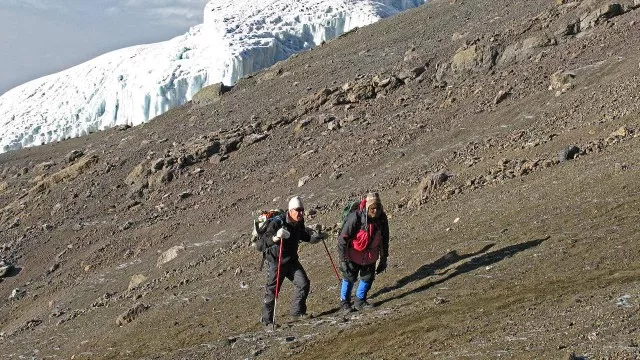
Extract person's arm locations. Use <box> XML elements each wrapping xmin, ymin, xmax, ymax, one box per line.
<box><xmin>380</xmin><ymin>213</ymin><xmax>390</xmax><ymax>259</ymax></box>
<box><xmin>376</xmin><ymin>214</ymin><xmax>390</xmax><ymax>274</ymax></box>
<box><xmin>304</xmin><ymin>223</ymin><xmax>326</xmax><ymax>244</ymax></box>
<box><xmin>298</xmin><ymin>221</ymin><xmax>312</xmax><ymax>243</ymax></box>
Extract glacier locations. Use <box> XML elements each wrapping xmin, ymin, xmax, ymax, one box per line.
<box><xmin>0</xmin><ymin>0</ymin><xmax>426</xmax><ymax>154</ymax></box>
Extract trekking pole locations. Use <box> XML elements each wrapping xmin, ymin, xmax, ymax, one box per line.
<box><xmin>272</xmin><ymin>238</ymin><xmax>284</xmax><ymax>331</ymax></box>
<box><xmin>322</xmin><ymin>239</ymin><xmax>341</xmax><ymax>282</ymax></box>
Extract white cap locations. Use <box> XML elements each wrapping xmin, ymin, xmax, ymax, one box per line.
<box><xmin>288</xmin><ymin>196</ymin><xmax>304</xmax><ymax>210</ymax></box>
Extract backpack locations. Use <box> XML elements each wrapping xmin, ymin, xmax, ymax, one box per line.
<box><xmin>338</xmin><ymin>198</ymin><xmax>368</xmax><ymax>237</ymax></box>
<box><xmin>340</xmin><ymin>200</ymin><xmax>360</xmax><ymax>230</ymax></box>
<box><xmin>251</xmin><ymin>209</ymin><xmax>286</xmax><ymax>252</ymax></box>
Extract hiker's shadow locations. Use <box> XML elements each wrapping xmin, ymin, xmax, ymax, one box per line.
<box><xmin>369</xmin><ymin>242</ymin><xmax>496</xmax><ymax>299</ymax></box>
<box><xmin>315</xmin><ymin>243</ymin><xmax>496</xmax><ymax>317</ymax></box>
<box><xmin>373</xmin><ymin>237</ymin><xmax>549</xmax><ymax>307</ymax></box>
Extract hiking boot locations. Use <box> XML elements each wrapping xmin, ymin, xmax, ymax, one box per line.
<box><xmin>340</xmin><ymin>300</ymin><xmax>354</xmax><ymax>315</ymax></box>
<box><xmin>353</xmin><ymin>297</ymin><xmax>374</xmax><ymax>311</ymax></box>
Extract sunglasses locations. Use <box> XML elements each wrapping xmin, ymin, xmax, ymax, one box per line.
<box><xmin>292</xmin><ymin>208</ymin><xmax>304</xmax><ymax>213</ymax></box>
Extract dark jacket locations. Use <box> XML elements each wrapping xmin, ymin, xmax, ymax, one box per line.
<box><xmin>338</xmin><ymin>210</ymin><xmax>389</xmax><ymax>265</ymax></box>
<box><xmin>260</xmin><ymin>214</ymin><xmax>311</xmax><ymax>266</ymax></box>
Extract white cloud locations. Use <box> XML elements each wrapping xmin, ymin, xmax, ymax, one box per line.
<box><xmin>147</xmin><ymin>7</ymin><xmax>201</xmax><ymax>27</ymax></box>
<box><xmin>105</xmin><ymin>6</ymin><xmax>122</xmax><ymax>15</ymax></box>
<box><xmin>106</xmin><ymin>0</ymin><xmax>207</xmax><ymax>25</ymax></box>
<box><xmin>124</xmin><ymin>0</ymin><xmax>206</xmax><ymax>8</ymax></box>
<box><xmin>121</xmin><ymin>0</ymin><xmax>207</xmax><ymax>12</ymax></box>
<box><xmin>149</xmin><ymin>6</ymin><xmax>200</xmax><ymax>19</ymax></box>
<box><xmin>3</xmin><ymin>0</ymin><xmax>65</xmax><ymax>11</ymax></box>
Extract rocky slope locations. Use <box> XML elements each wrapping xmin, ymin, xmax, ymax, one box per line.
<box><xmin>1</xmin><ymin>0</ymin><xmax>639</xmax><ymax>358</ymax></box>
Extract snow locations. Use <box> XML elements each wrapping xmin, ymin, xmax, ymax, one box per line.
<box><xmin>0</xmin><ymin>0</ymin><xmax>426</xmax><ymax>154</ymax></box>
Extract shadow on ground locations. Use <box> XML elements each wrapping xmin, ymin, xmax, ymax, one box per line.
<box><xmin>372</xmin><ymin>236</ymin><xmax>549</xmax><ymax>306</ymax></box>
<box><xmin>305</xmin><ymin>237</ymin><xmax>548</xmax><ymax>318</ymax></box>
<box><xmin>370</xmin><ymin>242</ymin><xmax>496</xmax><ymax>299</ymax></box>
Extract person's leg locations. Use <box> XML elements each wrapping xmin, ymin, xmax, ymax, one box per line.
<box><xmin>340</xmin><ymin>262</ymin><xmax>359</xmax><ymax>313</ymax></box>
<box><xmin>290</xmin><ymin>261</ymin><xmax>310</xmax><ymax>316</ymax></box>
<box><xmin>261</xmin><ymin>261</ymin><xmax>285</xmax><ymax>324</ymax></box>
<box><xmin>354</xmin><ymin>264</ymin><xmax>376</xmax><ymax>310</ymax></box>
<box><xmin>340</xmin><ymin>279</ymin><xmax>354</xmax><ymax>302</ymax></box>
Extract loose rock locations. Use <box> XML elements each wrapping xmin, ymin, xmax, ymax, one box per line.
<box><xmin>558</xmin><ymin>146</ymin><xmax>581</xmax><ymax>161</ymax></box>
<box><xmin>157</xmin><ymin>246</ymin><xmax>185</xmax><ymax>267</ymax></box>
<box><xmin>128</xmin><ymin>274</ymin><xmax>148</xmax><ymax>291</ymax></box>
<box><xmin>116</xmin><ymin>303</ymin><xmax>149</xmax><ymax>326</ymax></box>
<box><xmin>66</xmin><ymin>150</ymin><xmax>84</xmax><ymax>163</ymax></box>
<box><xmin>298</xmin><ymin>176</ymin><xmax>312</xmax><ymax>187</ymax></box>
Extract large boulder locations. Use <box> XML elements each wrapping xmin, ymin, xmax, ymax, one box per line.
<box><xmin>498</xmin><ymin>35</ymin><xmax>557</xmax><ymax>66</ymax></box>
<box><xmin>148</xmin><ymin>168</ymin><xmax>174</xmax><ymax>189</ymax></box>
<box><xmin>65</xmin><ymin>150</ymin><xmax>84</xmax><ymax>163</ymax></box>
<box><xmin>580</xmin><ymin>3</ymin><xmax>625</xmax><ymax>31</ymax></box>
<box><xmin>408</xmin><ymin>170</ymin><xmax>452</xmax><ymax>207</ymax></box>
<box><xmin>298</xmin><ymin>88</ymin><xmax>336</xmax><ymax>111</ymax></box>
<box><xmin>156</xmin><ymin>246</ymin><xmax>185</xmax><ymax>267</ymax></box>
<box><xmin>125</xmin><ymin>162</ymin><xmax>149</xmax><ymax>187</ymax></box>
<box><xmin>0</xmin><ymin>260</ymin><xmax>14</xmax><ymax>278</ymax></box>
<box><xmin>192</xmin><ymin>83</ymin><xmax>234</xmax><ymax>105</ymax></box>
<box><xmin>451</xmin><ymin>44</ymin><xmax>500</xmax><ymax>73</ymax></box>
<box><xmin>346</xmin><ymin>84</ymin><xmax>376</xmax><ymax>103</ymax></box>
<box><xmin>549</xmin><ymin>71</ymin><xmax>575</xmax><ymax>95</ymax></box>
<box><xmin>127</xmin><ymin>274</ymin><xmax>148</xmax><ymax>292</ymax></box>
<box><xmin>183</xmin><ymin>138</ymin><xmax>222</xmax><ymax>161</ymax></box>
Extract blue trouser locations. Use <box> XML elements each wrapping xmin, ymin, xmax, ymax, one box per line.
<box><xmin>340</xmin><ymin>262</ymin><xmax>375</xmax><ymax>302</ymax></box>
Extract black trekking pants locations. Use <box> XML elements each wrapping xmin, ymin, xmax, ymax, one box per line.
<box><xmin>261</xmin><ymin>259</ymin><xmax>310</xmax><ymax>324</ymax></box>
<box><xmin>341</xmin><ymin>261</ymin><xmax>376</xmax><ymax>283</ymax></box>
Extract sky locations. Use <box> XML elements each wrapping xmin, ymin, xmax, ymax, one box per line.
<box><xmin>0</xmin><ymin>0</ymin><xmax>209</xmax><ymax>95</ymax></box>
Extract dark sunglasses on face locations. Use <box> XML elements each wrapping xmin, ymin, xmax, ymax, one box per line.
<box><xmin>293</xmin><ymin>208</ymin><xmax>304</xmax><ymax>213</ymax></box>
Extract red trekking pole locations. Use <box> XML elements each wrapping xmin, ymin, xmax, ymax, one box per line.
<box><xmin>272</xmin><ymin>238</ymin><xmax>284</xmax><ymax>331</ymax></box>
<box><xmin>322</xmin><ymin>239</ymin><xmax>341</xmax><ymax>282</ymax></box>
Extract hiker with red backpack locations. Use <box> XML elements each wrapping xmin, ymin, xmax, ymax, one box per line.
<box><xmin>258</xmin><ymin>196</ymin><xmax>324</xmax><ymax>330</ymax></box>
<box><xmin>337</xmin><ymin>192</ymin><xmax>390</xmax><ymax>314</ymax></box>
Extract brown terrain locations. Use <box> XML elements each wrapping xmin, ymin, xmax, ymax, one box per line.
<box><xmin>1</xmin><ymin>0</ymin><xmax>639</xmax><ymax>358</ymax></box>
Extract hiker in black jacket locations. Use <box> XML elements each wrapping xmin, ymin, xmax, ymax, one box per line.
<box><xmin>337</xmin><ymin>192</ymin><xmax>390</xmax><ymax>314</ymax></box>
<box><xmin>259</xmin><ymin>196</ymin><xmax>323</xmax><ymax>328</ymax></box>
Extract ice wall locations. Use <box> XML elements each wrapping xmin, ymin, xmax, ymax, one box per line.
<box><xmin>0</xmin><ymin>0</ymin><xmax>426</xmax><ymax>153</ymax></box>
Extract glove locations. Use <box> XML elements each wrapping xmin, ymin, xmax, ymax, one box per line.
<box><xmin>307</xmin><ymin>227</ymin><xmax>327</xmax><ymax>244</ymax></box>
<box><xmin>272</xmin><ymin>228</ymin><xmax>290</xmax><ymax>243</ymax></box>
<box><xmin>376</xmin><ymin>257</ymin><xmax>388</xmax><ymax>274</ymax></box>
<box><xmin>309</xmin><ymin>234</ymin><xmax>323</xmax><ymax>244</ymax></box>
<box><xmin>276</xmin><ymin>228</ymin><xmax>290</xmax><ymax>239</ymax></box>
